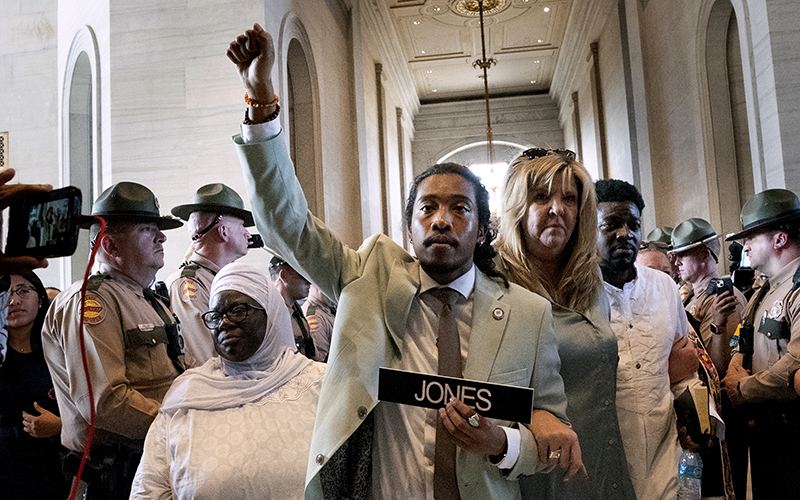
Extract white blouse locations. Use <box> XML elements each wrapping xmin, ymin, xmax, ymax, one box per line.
<box><xmin>131</xmin><ymin>362</ymin><xmax>325</xmax><ymax>500</ymax></box>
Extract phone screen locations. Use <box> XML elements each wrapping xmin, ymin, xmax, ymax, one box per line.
<box><xmin>6</xmin><ymin>186</ymin><xmax>82</xmax><ymax>258</ymax></box>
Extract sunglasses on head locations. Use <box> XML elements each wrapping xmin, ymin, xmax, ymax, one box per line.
<box><xmin>521</xmin><ymin>148</ymin><xmax>576</xmax><ymax>161</ymax></box>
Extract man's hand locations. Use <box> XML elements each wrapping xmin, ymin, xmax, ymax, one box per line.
<box><xmin>439</xmin><ymin>397</ymin><xmax>507</xmax><ymax>458</ymax></box>
<box><xmin>227</xmin><ymin>23</ymin><xmax>276</xmax><ymax>118</ymax></box>
<box><xmin>721</xmin><ymin>363</ymin><xmax>749</xmax><ymax>408</ymax></box>
<box><xmin>22</xmin><ymin>402</ymin><xmax>61</xmax><ymax>438</ymax></box>
<box><xmin>668</xmin><ymin>336</ymin><xmax>699</xmax><ymax>384</ymax></box>
<box><xmin>711</xmin><ymin>291</ymin><xmax>737</xmax><ymax>330</ymax></box>
<box><xmin>526</xmin><ymin>409</ymin><xmax>587</xmax><ymax>481</ymax></box>
<box><xmin>0</xmin><ymin>168</ymin><xmax>50</xmax><ymax>274</ymax></box>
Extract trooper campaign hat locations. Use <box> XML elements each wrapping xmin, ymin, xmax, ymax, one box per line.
<box><xmin>641</xmin><ymin>227</ymin><xmax>673</xmax><ymax>249</ymax></box>
<box><xmin>671</xmin><ymin>218</ymin><xmax>719</xmax><ymax>255</ymax></box>
<box><xmin>726</xmin><ymin>189</ymin><xmax>800</xmax><ymax>241</ymax></box>
<box><xmin>171</xmin><ymin>183</ymin><xmax>254</xmax><ymax>227</ymax></box>
<box><xmin>81</xmin><ymin>181</ymin><xmax>183</xmax><ymax>230</ymax></box>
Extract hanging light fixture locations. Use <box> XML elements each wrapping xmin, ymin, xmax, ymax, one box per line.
<box><xmin>459</xmin><ymin>0</ymin><xmax>502</xmax><ymax>165</ymax></box>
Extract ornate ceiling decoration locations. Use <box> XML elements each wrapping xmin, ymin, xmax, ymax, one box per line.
<box><xmin>385</xmin><ymin>0</ymin><xmax>572</xmax><ymax>102</ymax></box>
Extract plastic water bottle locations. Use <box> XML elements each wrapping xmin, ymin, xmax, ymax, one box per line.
<box><xmin>677</xmin><ymin>449</ymin><xmax>703</xmax><ymax>500</ymax></box>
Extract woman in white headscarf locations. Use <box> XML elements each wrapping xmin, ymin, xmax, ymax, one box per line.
<box><xmin>130</xmin><ymin>262</ymin><xmax>325</xmax><ymax>500</ymax></box>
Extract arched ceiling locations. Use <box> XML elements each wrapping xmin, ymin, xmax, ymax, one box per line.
<box><xmin>385</xmin><ymin>0</ymin><xmax>572</xmax><ymax>103</ymax></box>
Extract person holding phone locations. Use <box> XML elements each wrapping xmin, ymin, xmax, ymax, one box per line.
<box><xmin>670</xmin><ymin>218</ymin><xmax>741</xmax><ymax>500</ymax></box>
<box><xmin>0</xmin><ymin>168</ymin><xmax>51</xmax><ymax>274</ymax></box>
<box><xmin>671</xmin><ymin>218</ymin><xmax>746</xmax><ymax>377</ymax></box>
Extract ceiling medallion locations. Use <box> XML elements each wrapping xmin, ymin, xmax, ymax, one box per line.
<box><xmin>454</xmin><ymin>0</ymin><xmax>506</xmax><ymax>17</ymax></box>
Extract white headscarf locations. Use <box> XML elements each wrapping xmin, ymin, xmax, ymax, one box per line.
<box><xmin>160</xmin><ymin>262</ymin><xmax>311</xmax><ymax>415</ymax></box>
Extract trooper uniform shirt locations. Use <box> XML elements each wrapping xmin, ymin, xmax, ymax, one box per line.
<box><xmin>42</xmin><ymin>265</ymin><xmax>182</xmax><ymax>453</ymax></box>
<box><xmin>685</xmin><ymin>276</ymin><xmax>747</xmax><ymax>371</ymax></box>
<box><xmin>735</xmin><ymin>255</ymin><xmax>800</xmax><ymax>401</ymax></box>
<box><xmin>167</xmin><ymin>253</ymin><xmax>219</xmax><ymax>368</ymax></box>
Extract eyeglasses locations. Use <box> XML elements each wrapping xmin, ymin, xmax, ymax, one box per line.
<box><xmin>202</xmin><ymin>303</ymin><xmax>265</xmax><ymax>330</ymax></box>
<box><xmin>9</xmin><ymin>287</ymin><xmax>36</xmax><ymax>298</ymax></box>
<box><xmin>521</xmin><ymin>148</ymin><xmax>576</xmax><ymax>161</ymax></box>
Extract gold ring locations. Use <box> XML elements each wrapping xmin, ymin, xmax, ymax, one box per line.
<box><xmin>468</xmin><ymin>414</ymin><xmax>481</xmax><ymax>428</ymax></box>
<box><xmin>548</xmin><ymin>449</ymin><xmax>562</xmax><ymax>460</ymax></box>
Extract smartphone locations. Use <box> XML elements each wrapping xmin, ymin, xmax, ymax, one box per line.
<box><xmin>6</xmin><ymin>186</ymin><xmax>82</xmax><ymax>258</ymax></box>
<box><xmin>706</xmin><ymin>277</ymin><xmax>734</xmax><ymax>296</ymax></box>
<box><xmin>248</xmin><ymin>233</ymin><xmax>264</xmax><ymax>249</ymax></box>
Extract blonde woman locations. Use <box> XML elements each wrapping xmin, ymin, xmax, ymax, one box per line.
<box><xmin>496</xmin><ymin>149</ymin><xmax>635</xmax><ymax>499</ymax></box>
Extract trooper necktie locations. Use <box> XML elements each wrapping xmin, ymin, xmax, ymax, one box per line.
<box><xmin>740</xmin><ymin>279</ymin><xmax>770</xmax><ymax>371</ymax></box>
<box><xmin>142</xmin><ymin>287</ymin><xmax>185</xmax><ymax>374</ymax></box>
<box><xmin>292</xmin><ymin>303</ymin><xmax>316</xmax><ymax>359</ymax></box>
<box><xmin>428</xmin><ymin>287</ymin><xmax>462</xmax><ymax>500</ymax></box>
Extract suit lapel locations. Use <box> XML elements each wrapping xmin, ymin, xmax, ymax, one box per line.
<box><xmin>383</xmin><ymin>258</ymin><xmax>421</xmax><ymax>354</ymax></box>
<box><xmin>464</xmin><ymin>271</ymin><xmax>509</xmax><ymax>381</ymax></box>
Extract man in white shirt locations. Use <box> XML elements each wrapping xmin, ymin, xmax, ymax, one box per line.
<box><xmin>226</xmin><ymin>23</ymin><xmax>585</xmax><ymax>500</ymax></box>
<box><xmin>595</xmin><ymin>179</ymin><xmax>697</xmax><ymax>500</ymax></box>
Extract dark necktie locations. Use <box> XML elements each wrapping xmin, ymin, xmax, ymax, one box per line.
<box><xmin>143</xmin><ymin>288</ymin><xmax>185</xmax><ymax>374</ymax></box>
<box><xmin>428</xmin><ymin>287</ymin><xmax>462</xmax><ymax>500</ymax></box>
<box><xmin>741</xmin><ymin>279</ymin><xmax>770</xmax><ymax>371</ymax></box>
<box><xmin>292</xmin><ymin>303</ymin><xmax>316</xmax><ymax>359</ymax></box>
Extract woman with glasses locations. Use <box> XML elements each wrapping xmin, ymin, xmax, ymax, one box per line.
<box><xmin>0</xmin><ymin>272</ymin><xmax>70</xmax><ymax>499</ymax></box>
<box><xmin>131</xmin><ymin>262</ymin><xmax>324</xmax><ymax>499</ymax></box>
<box><xmin>495</xmin><ymin>149</ymin><xmax>635</xmax><ymax>499</ymax></box>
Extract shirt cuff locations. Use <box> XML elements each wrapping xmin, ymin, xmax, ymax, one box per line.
<box><xmin>240</xmin><ymin>119</ymin><xmax>281</xmax><ymax>144</ymax></box>
<box><xmin>494</xmin><ymin>426</ymin><xmax>521</xmax><ymax>469</ymax></box>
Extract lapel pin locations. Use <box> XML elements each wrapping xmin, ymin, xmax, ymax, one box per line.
<box><xmin>492</xmin><ymin>307</ymin><xmax>504</xmax><ymax>320</ymax></box>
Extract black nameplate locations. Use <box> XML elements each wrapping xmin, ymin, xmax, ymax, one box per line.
<box><xmin>377</xmin><ymin>367</ymin><xmax>533</xmax><ymax>424</ymax></box>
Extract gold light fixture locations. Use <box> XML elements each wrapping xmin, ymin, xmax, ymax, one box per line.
<box><xmin>461</xmin><ymin>0</ymin><xmax>499</xmax><ymax>165</ymax></box>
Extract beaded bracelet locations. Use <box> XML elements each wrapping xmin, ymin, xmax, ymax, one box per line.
<box><xmin>245</xmin><ymin>93</ymin><xmax>278</xmax><ymax>108</ymax></box>
<box><xmin>243</xmin><ymin>104</ymin><xmax>280</xmax><ymax>125</ymax></box>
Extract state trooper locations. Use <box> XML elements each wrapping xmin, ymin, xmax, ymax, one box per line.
<box><xmin>721</xmin><ymin>188</ymin><xmax>800</xmax><ymax>498</ymax></box>
<box><xmin>42</xmin><ymin>182</ymin><xmax>185</xmax><ymax>499</ymax></box>
<box><xmin>642</xmin><ymin>226</ymin><xmax>673</xmax><ymax>249</ymax></box>
<box><xmin>168</xmin><ymin>183</ymin><xmax>254</xmax><ymax>367</ymax></box>
<box><xmin>671</xmin><ymin>218</ymin><xmax>747</xmax><ymax>376</ymax></box>
<box><xmin>268</xmin><ymin>255</ymin><xmax>320</xmax><ymax>361</ymax></box>
<box><xmin>671</xmin><ymin>217</ymin><xmax>745</xmax><ymax>499</ymax></box>
<box><xmin>639</xmin><ymin>226</ymin><xmax>679</xmax><ymax>281</ymax></box>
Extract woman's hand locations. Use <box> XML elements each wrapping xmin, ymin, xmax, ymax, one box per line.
<box><xmin>527</xmin><ymin>409</ymin><xmax>587</xmax><ymax>481</ymax></box>
<box><xmin>22</xmin><ymin>402</ymin><xmax>61</xmax><ymax>438</ymax></box>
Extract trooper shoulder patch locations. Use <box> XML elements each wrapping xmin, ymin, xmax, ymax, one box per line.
<box><xmin>181</xmin><ymin>281</ymin><xmax>198</xmax><ymax>302</ymax></box>
<box><xmin>82</xmin><ymin>294</ymin><xmax>105</xmax><ymax>325</ymax></box>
